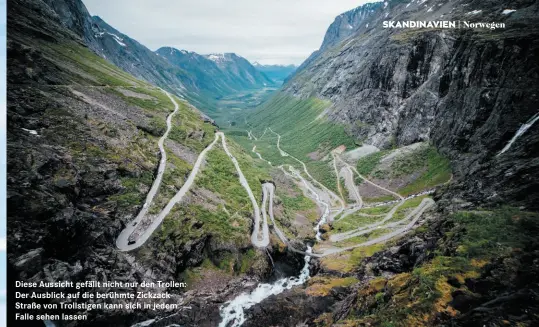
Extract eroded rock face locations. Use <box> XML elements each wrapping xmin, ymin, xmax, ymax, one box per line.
<box><xmin>283</xmin><ymin>0</ymin><xmax>539</xmax><ymax>209</ymax></box>
<box><xmin>242</xmin><ymin>287</ymin><xmax>340</xmax><ymax>327</ymax></box>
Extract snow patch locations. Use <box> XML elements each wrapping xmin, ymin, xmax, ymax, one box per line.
<box><xmin>107</xmin><ymin>32</ymin><xmax>126</xmax><ymax>47</ymax></box>
<box><xmin>466</xmin><ymin>10</ymin><xmax>482</xmax><ymax>15</ymax></box>
<box><xmin>22</xmin><ymin>128</ymin><xmax>38</xmax><ymax>136</ymax></box>
<box><xmin>207</xmin><ymin>53</ymin><xmax>226</xmax><ymax>63</ymax></box>
<box><xmin>113</xmin><ymin>38</ymin><xmax>126</xmax><ymax>47</ymax></box>
<box><xmin>502</xmin><ymin>9</ymin><xmax>516</xmax><ymax>15</ymax></box>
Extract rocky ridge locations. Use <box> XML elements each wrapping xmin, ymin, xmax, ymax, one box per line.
<box><xmin>156</xmin><ymin>48</ymin><xmax>274</xmax><ymax>99</ymax></box>
<box><xmin>267</xmin><ymin>0</ymin><xmax>539</xmax><ymax>209</ymax></box>
<box><xmin>42</xmin><ymin>0</ymin><xmax>275</xmax><ymax>112</ymax></box>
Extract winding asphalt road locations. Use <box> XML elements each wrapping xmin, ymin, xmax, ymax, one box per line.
<box><xmin>246</xmin><ymin>128</ymin><xmax>435</xmax><ymax>256</ymax></box>
<box><xmin>262</xmin><ymin>182</ymin><xmax>323</xmax><ymax>258</ymax></box>
<box><xmin>333</xmin><ymin>153</ymin><xmax>346</xmax><ymax>201</ymax></box>
<box><xmin>116</xmin><ymin>131</ymin><xmax>220</xmax><ymax>251</ymax></box>
<box><xmin>257</xmin><ymin>178</ymin><xmax>433</xmax><ymax>258</ymax></box>
<box><xmin>116</xmin><ymin>91</ymin><xmax>185</xmax><ymax>251</ymax></box>
<box><xmin>117</xmin><ymin>92</ymin><xmax>270</xmax><ymax>250</ymax></box>
<box><xmin>334</xmin><ymin>154</ymin><xmax>404</xmax><ymax>222</ymax></box>
<box><xmin>321</xmin><ymin>198</ymin><xmax>435</xmax><ymax>256</ymax></box>
<box><xmin>221</xmin><ymin>133</ymin><xmax>269</xmax><ymax>248</ymax></box>
<box><xmin>268</xmin><ymin>128</ymin><xmax>345</xmax><ymax>221</ymax></box>
<box><xmin>282</xmin><ymin>165</ymin><xmax>331</xmax><ymax>241</ymax></box>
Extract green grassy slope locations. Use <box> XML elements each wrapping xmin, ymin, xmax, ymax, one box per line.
<box><xmin>227</xmin><ymin>93</ymin><xmax>357</xmax><ymax>193</ymax></box>
<box><xmin>356</xmin><ymin>144</ymin><xmax>452</xmax><ymax>196</ymax></box>
<box><xmin>334</xmin><ymin>208</ymin><xmax>539</xmax><ymax>327</ymax></box>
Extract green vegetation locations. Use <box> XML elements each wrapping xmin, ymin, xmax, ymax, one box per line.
<box><xmin>280</xmin><ymin>192</ymin><xmax>316</xmax><ymax>212</ymax></box>
<box><xmin>359</xmin><ymin>205</ymin><xmax>393</xmax><ymax>215</ymax></box>
<box><xmin>196</xmin><ymin>147</ymin><xmax>256</xmax><ymax>216</ymax></box>
<box><xmin>160</xmin><ymin>204</ymin><xmax>245</xmax><ymax>244</ymax></box>
<box><xmin>320</xmin><ymin>243</ymin><xmax>386</xmax><ymax>273</ymax></box>
<box><xmin>238</xmin><ymin>94</ymin><xmax>357</xmax><ymax>193</ymax></box>
<box><xmin>239</xmin><ymin>249</ymin><xmax>257</xmax><ymax>273</ymax></box>
<box><xmin>212</xmin><ymin>87</ymin><xmax>279</xmax><ymax>126</ymax></box>
<box><xmin>305</xmin><ymin>160</ymin><xmax>338</xmax><ymax>192</ymax></box>
<box><xmin>385</xmin><ymin>195</ymin><xmax>430</xmax><ymax>224</ymax></box>
<box><xmin>108</xmin><ymin>171</ymin><xmax>154</xmax><ymax>209</ymax></box>
<box><xmin>338</xmin><ymin>228</ymin><xmax>391</xmax><ymax>248</ymax></box>
<box><xmin>228</xmin><ymin>141</ymin><xmax>272</xmax><ymax>202</ymax></box>
<box><xmin>108</xmin><ymin>87</ymin><xmax>174</xmax><ymax>113</ymax></box>
<box><xmin>357</xmin><ymin>145</ymin><xmax>451</xmax><ymax>196</ymax></box>
<box><xmin>306</xmin><ymin>276</ymin><xmax>359</xmax><ymax>296</ymax></box>
<box><xmin>395</xmin><ymin>147</ymin><xmax>451</xmax><ymax>196</ymax></box>
<box><xmin>356</xmin><ymin>150</ymin><xmax>389</xmax><ymax>176</ymax></box>
<box><xmin>167</xmin><ymin>99</ymin><xmax>216</xmax><ymax>152</ymax></box>
<box><xmin>332</xmin><ymin>213</ymin><xmax>382</xmax><ymax>234</ymax></box>
<box><xmin>337</xmin><ymin>208</ymin><xmax>539</xmax><ymax>327</ymax></box>
<box><xmin>49</xmin><ymin>42</ymin><xmax>145</xmax><ymax>87</ymax></box>
<box><xmin>276</xmin><ymin>185</ymin><xmax>319</xmax><ymax>228</ymax></box>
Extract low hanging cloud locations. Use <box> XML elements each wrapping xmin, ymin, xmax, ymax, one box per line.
<box><xmin>82</xmin><ymin>0</ymin><xmax>372</xmax><ymax>65</ymax></box>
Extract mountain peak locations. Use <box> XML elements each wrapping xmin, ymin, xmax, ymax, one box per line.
<box><xmin>157</xmin><ymin>47</ymin><xmax>191</xmax><ymax>56</ymax></box>
<box><xmin>206</xmin><ymin>53</ymin><xmax>226</xmax><ymax>63</ymax></box>
<box><xmin>205</xmin><ymin>53</ymin><xmax>241</xmax><ymax>63</ymax></box>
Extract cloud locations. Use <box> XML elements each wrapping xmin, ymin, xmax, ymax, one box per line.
<box><xmin>82</xmin><ymin>0</ymin><xmax>372</xmax><ymax>65</ymax></box>
<box><xmin>0</xmin><ymin>238</ymin><xmax>5</xmax><ymax>251</ymax></box>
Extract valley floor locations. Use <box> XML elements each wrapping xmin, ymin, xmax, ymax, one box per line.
<box><xmin>114</xmin><ymin>89</ymin><xmax>449</xmax><ymax>326</ymax></box>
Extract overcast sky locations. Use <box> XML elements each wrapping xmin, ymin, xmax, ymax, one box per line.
<box><xmin>82</xmin><ymin>0</ymin><xmax>373</xmax><ymax>65</ymax></box>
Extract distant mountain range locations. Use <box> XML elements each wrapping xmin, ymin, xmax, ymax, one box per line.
<box><xmin>43</xmin><ymin>0</ymin><xmax>276</xmax><ymax>112</ymax></box>
<box><xmin>252</xmin><ymin>62</ymin><xmax>297</xmax><ymax>84</ymax></box>
<box><xmin>155</xmin><ymin>48</ymin><xmax>274</xmax><ymax>99</ymax></box>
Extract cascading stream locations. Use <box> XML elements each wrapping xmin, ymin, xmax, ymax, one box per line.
<box><xmin>218</xmin><ymin>247</ymin><xmax>312</xmax><ymax>327</ymax></box>
<box><xmin>498</xmin><ymin>112</ymin><xmax>539</xmax><ymax>155</ymax></box>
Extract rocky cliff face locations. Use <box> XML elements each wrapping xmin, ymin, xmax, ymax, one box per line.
<box><xmin>237</xmin><ymin>1</ymin><xmax>539</xmax><ymax>325</ymax></box>
<box><xmin>320</xmin><ymin>1</ymin><xmax>383</xmax><ymax>50</ymax></box>
<box><xmin>279</xmin><ymin>0</ymin><xmax>539</xmax><ymax>209</ymax></box>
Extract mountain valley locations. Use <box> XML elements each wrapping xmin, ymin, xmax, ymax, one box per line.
<box><xmin>6</xmin><ymin>0</ymin><xmax>539</xmax><ymax>326</ymax></box>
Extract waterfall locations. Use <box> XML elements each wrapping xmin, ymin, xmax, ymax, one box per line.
<box><xmin>498</xmin><ymin>112</ymin><xmax>539</xmax><ymax>156</ymax></box>
<box><xmin>218</xmin><ymin>246</ymin><xmax>312</xmax><ymax>327</ymax></box>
